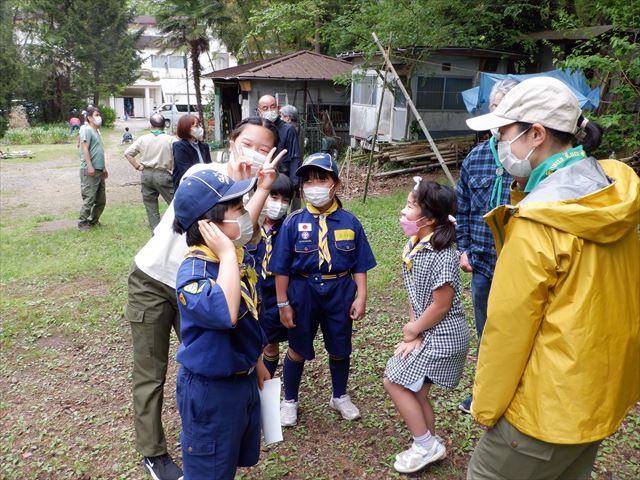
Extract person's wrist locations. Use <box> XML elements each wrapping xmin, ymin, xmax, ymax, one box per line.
<box><xmin>277</xmin><ymin>299</ymin><xmax>290</xmax><ymax>309</ymax></box>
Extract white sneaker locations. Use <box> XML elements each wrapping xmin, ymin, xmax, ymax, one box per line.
<box><xmin>329</xmin><ymin>394</ymin><xmax>361</xmax><ymax>420</ymax></box>
<box><xmin>280</xmin><ymin>399</ymin><xmax>298</xmax><ymax>427</ymax></box>
<box><xmin>396</xmin><ymin>436</ymin><xmax>447</xmax><ymax>461</ymax></box>
<box><xmin>393</xmin><ymin>439</ymin><xmax>446</xmax><ymax>474</ymax></box>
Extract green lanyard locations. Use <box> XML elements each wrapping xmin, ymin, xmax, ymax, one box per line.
<box><xmin>488</xmin><ymin>136</ymin><xmax>505</xmax><ymax>209</ymax></box>
<box><xmin>524</xmin><ymin>146</ymin><xmax>587</xmax><ymax>193</ymax></box>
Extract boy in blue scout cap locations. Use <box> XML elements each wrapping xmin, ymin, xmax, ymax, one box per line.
<box><xmin>270</xmin><ymin>153</ymin><xmax>377</xmax><ymax>427</ymax></box>
<box><xmin>171</xmin><ymin>153</ymin><xmax>282</xmax><ymax>479</ymax></box>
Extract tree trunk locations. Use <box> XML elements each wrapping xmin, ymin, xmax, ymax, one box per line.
<box><xmin>315</xmin><ymin>16</ymin><xmax>321</xmax><ymax>53</ymax></box>
<box><xmin>191</xmin><ymin>42</ymin><xmax>205</xmax><ymax>134</ymax></box>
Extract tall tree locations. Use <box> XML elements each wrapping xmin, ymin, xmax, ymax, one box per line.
<box><xmin>156</xmin><ymin>0</ymin><xmax>227</xmax><ymax>129</ymax></box>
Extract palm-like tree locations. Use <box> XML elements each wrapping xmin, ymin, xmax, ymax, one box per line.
<box><xmin>156</xmin><ymin>0</ymin><xmax>225</xmax><ymax>131</ymax></box>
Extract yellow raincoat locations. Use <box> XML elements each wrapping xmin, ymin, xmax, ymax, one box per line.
<box><xmin>472</xmin><ymin>159</ymin><xmax>640</xmax><ymax>444</ymax></box>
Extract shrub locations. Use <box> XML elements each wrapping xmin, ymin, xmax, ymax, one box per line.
<box><xmin>1</xmin><ymin>125</ymin><xmax>73</xmax><ymax>145</ymax></box>
<box><xmin>99</xmin><ymin>106</ymin><xmax>116</xmax><ymax>128</ymax></box>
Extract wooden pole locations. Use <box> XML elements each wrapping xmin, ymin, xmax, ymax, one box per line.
<box><xmin>371</xmin><ymin>32</ymin><xmax>455</xmax><ymax>186</ymax></box>
<box><xmin>363</xmin><ymin>36</ymin><xmax>392</xmax><ymax>203</ymax></box>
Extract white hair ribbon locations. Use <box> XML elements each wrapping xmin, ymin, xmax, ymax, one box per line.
<box><xmin>448</xmin><ymin>214</ymin><xmax>457</xmax><ymax>226</ymax></box>
<box><xmin>412</xmin><ymin>176</ymin><xmax>422</xmax><ymax>191</ymax></box>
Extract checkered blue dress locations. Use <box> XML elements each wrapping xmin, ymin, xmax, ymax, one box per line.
<box><xmin>384</xmin><ymin>241</ymin><xmax>470</xmax><ymax>389</ymax></box>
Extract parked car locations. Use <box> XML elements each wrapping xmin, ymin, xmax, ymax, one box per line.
<box><xmin>154</xmin><ymin>103</ymin><xmax>200</xmax><ymax>128</ymax></box>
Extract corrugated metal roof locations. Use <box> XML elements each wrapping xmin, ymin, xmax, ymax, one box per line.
<box><xmin>338</xmin><ymin>47</ymin><xmax>528</xmax><ymax>60</ymax></box>
<box><xmin>205</xmin><ymin>51</ymin><xmax>352</xmax><ymax>81</ymax></box>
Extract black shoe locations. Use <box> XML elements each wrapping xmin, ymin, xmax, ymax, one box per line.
<box><xmin>143</xmin><ymin>454</ymin><xmax>183</xmax><ymax>480</ymax></box>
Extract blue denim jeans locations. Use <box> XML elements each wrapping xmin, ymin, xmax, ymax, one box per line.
<box><xmin>471</xmin><ymin>272</ymin><xmax>492</xmax><ymax>355</ymax></box>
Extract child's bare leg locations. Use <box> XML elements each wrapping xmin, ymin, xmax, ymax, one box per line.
<box><xmin>416</xmin><ymin>383</ymin><xmax>435</xmax><ymax>435</ymax></box>
<box><xmin>383</xmin><ymin>378</ymin><xmax>429</xmax><ymax>436</ymax></box>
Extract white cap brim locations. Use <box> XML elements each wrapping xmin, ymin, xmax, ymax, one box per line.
<box><xmin>466</xmin><ymin>112</ymin><xmax>516</xmax><ymax>131</ymax></box>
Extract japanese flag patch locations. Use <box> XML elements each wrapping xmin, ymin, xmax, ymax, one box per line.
<box><xmin>298</xmin><ymin>223</ymin><xmax>312</xmax><ymax>232</ymax></box>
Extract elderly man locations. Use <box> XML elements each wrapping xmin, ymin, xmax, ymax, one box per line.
<box><xmin>257</xmin><ymin>95</ymin><xmax>302</xmax><ymax>192</ymax></box>
<box><xmin>125</xmin><ymin>114</ymin><xmax>176</xmax><ymax>231</ymax></box>
<box><xmin>455</xmin><ymin>80</ymin><xmax>518</xmax><ymax>414</ymax></box>
<box><xmin>78</xmin><ymin>106</ymin><xmax>107</xmax><ymax>231</ymax></box>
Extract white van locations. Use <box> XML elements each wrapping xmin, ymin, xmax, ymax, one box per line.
<box><xmin>155</xmin><ymin>103</ymin><xmax>199</xmax><ymax>128</ymax></box>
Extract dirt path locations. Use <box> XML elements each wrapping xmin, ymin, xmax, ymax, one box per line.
<box><xmin>0</xmin><ymin>118</ymin><xmax>149</xmax><ymax>221</ymax></box>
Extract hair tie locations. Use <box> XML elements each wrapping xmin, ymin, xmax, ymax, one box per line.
<box><xmin>579</xmin><ymin>116</ymin><xmax>589</xmax><ymax>129</ymax></box>
<box><xmin>412</xmin><ymin>176</ymin><xmax>422</xmax><ymax>191</ymax></box>
<box><xmin>448</xmin><ymin>214</ymin><xmax>457</xmax><ymax>226</ymax></box>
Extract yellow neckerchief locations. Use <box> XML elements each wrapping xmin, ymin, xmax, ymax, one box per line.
<box><xmin>260</xmin><ymin>224</ymin><xmax>277</xmax><ymax>279</ymax></box>
<box><xmin>187</xmin><ymin>244</ymin><xmax>258</xmax><ymax>318</ymax></box>
<box><xmin>402</xmin><ymin>233</ymin><xmax>433</xmax><ymax>271</ymax></box>
<box><xmin>306</xmin><ymin>198</ymin><xmax>339</xmax><ymax>272</ymax></box>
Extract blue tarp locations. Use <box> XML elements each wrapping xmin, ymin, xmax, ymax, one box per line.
<box><xmin>462</xmin><ymin>69</ymin><xmax>600</xmax><ymax>114</ymax></box>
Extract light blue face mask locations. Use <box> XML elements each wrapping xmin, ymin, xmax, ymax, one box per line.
<box><xmin>261</xmin><ymin>110</ymin><xmax>278</xmax><ymax>122</ymax></box>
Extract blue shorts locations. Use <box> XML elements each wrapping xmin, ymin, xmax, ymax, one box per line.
<box><xmin>287</xmin><ymin>274</ymin><xmax>356</xmax><ymax>360</ymax></box>
<box><xmin>176</xmin><ymin>367</ymin><xmax>261</xmax><ymax>480</ymax></box>
<box><xmin>259</xmin><ymin>283</ymin><xmax>288</xmax><ymax>344</ymax></box>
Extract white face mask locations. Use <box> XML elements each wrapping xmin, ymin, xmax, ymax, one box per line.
<box><xmin>265</xmin><ymin>199</ymin><xmax>289</xmax><ymax>220</ymax></box>
<box><xmin>239</xmin><ymin>147</ymin><xmax>268</xmax><ymax>176</ymax></box>
<box><xmin>304</xmin><ymin>186</ymin><xmax>333</xmax><ymax>207</ymax></box>
<box><xmin>261</xmin><ymin>110</ymin><xmax>278</xmax><ymax>122</ymax></box>
<box><xmin>223</xmin><ymin>211</ymin><xmax>254</xmax><ymax>246</ymax></box>
<box><xmin>497</xmin><ymin>128</ymin><xmax>536</xmax><ymax>177</ymax></box>
<box><xmin>191</xmin><ymin>126</ymin><xmax>204</xmax><ymax>139</ymax></box>
<box><xmin>93</xmin><ymin>116</ymin><xmax>102</xmax><ymax>127</ymax></box>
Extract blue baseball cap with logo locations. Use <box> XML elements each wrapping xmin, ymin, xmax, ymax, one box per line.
<box><xmin>174</xmin><ymin>169</ymin><xmax>256</xmax><ymax>229</ymax></box>
<box><xmin>296</xmin><ymin>152</ymin><xmax>339</xmax><ymax>179</ymax></box>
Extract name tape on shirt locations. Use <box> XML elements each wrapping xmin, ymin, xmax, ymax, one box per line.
<box><xmin>298</xmin><ymin>223</ymin><xmax>312</xmax><ymax>232</ymax></box>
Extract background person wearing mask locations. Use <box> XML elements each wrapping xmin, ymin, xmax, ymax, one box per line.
<box><xmin>465</xmin><ymin>76</ymin><xmax>640</xmax><ymax>480</ymax></box>
<box><xmin>257</xmin><ymin>95</ymin><xmax>302</xmax><ymax>196</ymax></box>
<box><xmin>125</xmin><ymin>114</ymin><xmax>176</xmax><ymax>231</ymax></box>
<box><xmin>171</xmin><ymin>115</ymin><xmax>211</xmax><ymax>191</ymax></box>
<box><xmin>455</xmin><ymin>79</ymin><xmax>518</xmax><ymax>414</ymax></box>
<box><xmin>280</xmin><ymin>104</ymin><xmax>305</xmax><ymax>209</ymax></box>
<box><xmin>78</xmin><ymin>106</ymin><xmax>107</xmax><ymax>231</ymax></box>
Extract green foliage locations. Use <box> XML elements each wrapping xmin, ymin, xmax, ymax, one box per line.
<box><xmin>99</xmin><ymin>106</ymin><xmax>117</xmax><ymax>128</ymax></box>
<box><xmin>1</xmin><ymin>126</ymin><xmax>73</xmax><ymax>145</ymax></box>
<box><xmin>8</xmin><ymin>0</ymin><xmax>141</xmax><ymax>122</ymax></box>
<box><xmin>554</xmin><ymin>1</ymin><xmax>640</xmax><ymax>155</ymax></box>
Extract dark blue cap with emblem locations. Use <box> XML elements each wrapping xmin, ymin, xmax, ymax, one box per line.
<box><xmin>296</xmin><ymin>152</ymin><xmax>339</xmax><ymax>179</ymax></box>
<box><xmin>173</xmin><ymin>169</ymin><xmax>257</xmax><ymax>229</ymax></box>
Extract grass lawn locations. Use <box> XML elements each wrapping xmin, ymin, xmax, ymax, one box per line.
<box><xmin>0</xmin><ymin>192</ymin><xmax>638</xmax><ymax>479</ymax></box>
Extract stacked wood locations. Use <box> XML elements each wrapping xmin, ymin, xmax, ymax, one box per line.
<box><xmin>619</xmin><ymin>151</ymin><xmax>639</xmax><ymax>175</ymax></box>
<box><xmin>350</xmin><ymin>137</ymin><xmax>475</xmax><ymax>177</ymax></box>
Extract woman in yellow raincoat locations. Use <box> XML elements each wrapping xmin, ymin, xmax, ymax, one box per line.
<box><xmin>464</xmin><ymin>76</ymin><xmax>640</xmax><ymax>480</ymax></box>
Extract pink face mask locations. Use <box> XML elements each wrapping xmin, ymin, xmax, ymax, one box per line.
<box><xmin>400</xmin><ymin>217</ymin><xmax>425</xmax><ymax>236</ymax></box>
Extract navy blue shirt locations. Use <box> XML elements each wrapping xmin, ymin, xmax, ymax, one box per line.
<box><xmin>455</xmin><ymin>140</ymin><xmax>512</xmax><ymax>279</ymax></box>
<box><xmin>175</xmin><ymin>249</ymin><xmax>266</xmax><ymax>378</ymax></box>
<box><xmin>271</xmin><ymin>206</ymin><xmax>377</xmax><ymax>276</ymax></box>
<box><xmin>274</xmin><ymin>118</ymin><xmax>302</xmax><ymax>188</ymax></box>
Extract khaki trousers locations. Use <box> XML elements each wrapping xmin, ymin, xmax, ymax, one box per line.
<box><xmin>126</xmin><ymin>265</ymin><xmax>180</xmax><ymax>458</ymax></box>
<box><xmin>140</xmin><ymin>168</ymin><xmax>174</xmax><ymax>231</ymax></box>
<box><xmin>468</xmin><ymin>417</ymin><xmax>600</xmax><ymax>480</ymax></box>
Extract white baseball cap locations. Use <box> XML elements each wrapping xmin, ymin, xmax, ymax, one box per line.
<box><xmin>466</xmin><ymin>77</ymin><xmax>582</xmax><ymax>134</ymax></box>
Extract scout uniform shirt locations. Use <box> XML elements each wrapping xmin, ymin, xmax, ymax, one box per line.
<box><xmin>175</xmin><ymin>245</ymin><xmax>266</xmax><ymax>378</ymax></box>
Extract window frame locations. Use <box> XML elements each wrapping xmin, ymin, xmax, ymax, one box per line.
<box><xmin>416</xmin><ymin>75</ymin><xmax>472</xmax><ymax>111</ymax></box>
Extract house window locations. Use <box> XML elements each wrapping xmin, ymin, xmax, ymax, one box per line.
<box><xmin>353</xmin><ymin>76</ymin><xmax>377</xmax><ymax>106</ymax></box>
<box><xmin>151</xmin><ymin>55</ymin><xmax>168</xmax><ymax>69</ymax></box>
<box><xmin>168</xmin><ymin>55</ymin><xmax>185</xmax><ymax>69</ymax></box>
<box><xmin>151</xmin><ymin>55</ymin><xmax>185</xmax><ymax>69</ymax></box>
<box><xmin>416</xmin><ymin>76</ymin><xmax>472</xmax><ymax>110</ymax></box>
<box><xmin>394</xmin><ymin>76</ymin><xmax>407</xmax><ymax>108</ymax></box>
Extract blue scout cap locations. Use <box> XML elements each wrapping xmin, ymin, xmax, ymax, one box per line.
<box><xmin>174</xmin><ymin>169</ymin><xmax>257</xmax><ymax>229</ymax></box>
<box><xmin>296</xmin><ymin>152</ymin><xmax>339</xmax><ymax>179</ymax></box>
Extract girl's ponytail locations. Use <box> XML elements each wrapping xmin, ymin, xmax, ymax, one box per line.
<box><xmin>576</xmin><ymin>115</ymin><xmax>603</xmax><ymax>154</ymax></box>
<box><xmin>431</xmin><ymin>217</ymin><xmax>457</xmax><ymax>251</ymax></box>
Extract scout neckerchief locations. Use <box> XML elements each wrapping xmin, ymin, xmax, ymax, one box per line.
<box><xmin>150</xmin><ymin>129</ymin><xmax>164</xmax><ymax>136</ymax></box>
<box><xmin>488</xmin><ymin>136</ymin><xmax>505</xmax><ymax>209</ymax></box>
<box><xmin>187</xmin><ymin>244</ymin><xmax>258</xmax><ymax>318</ymax></box>
<box><xmin>306</xmin><ymin>198</ymin><xmax>339</xmax><ymax>272</ymax></box>
<box><xmin>402</xmin><ymin>233</ymin><xmax>433</xmax><ymax>271</ymax></box>
<box><xmin>260</xmin><ymin>223</ymin><xmax>278</xmax><ymax>279</ymax></box>
<box><xmin>524</xmin><ymin>146</ymin><xmax>587</xmax><ymax>193</ymax></box>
